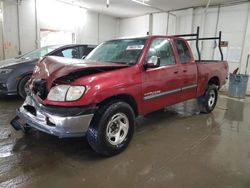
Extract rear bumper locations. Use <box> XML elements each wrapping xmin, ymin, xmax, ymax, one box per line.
<box><xmin>11</xmin><ymin>95</ymin><xmax>96</xmax><ymax>138</ymax></box>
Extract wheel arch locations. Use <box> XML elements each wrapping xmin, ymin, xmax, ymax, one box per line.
<box><xmin>97</xmin><ymin>94</ymin><xmax>139</xmax><ymax>117</ymax></box>
<box><xmin>16</xmin><ymin>73</ymin><xmax>32</xmax><ymax>95</ymax></box>
<box><xmin>208</xmin><ymin>76</ymin><xmax>220</xmax><ymax>88</ymax></box>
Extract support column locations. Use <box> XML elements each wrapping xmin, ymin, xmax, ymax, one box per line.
<box><xmin>34</xmin><ymin>0</ymin><xmax>39</xmax><ymax>48</ymax></box>
<box><xmin>97</xmin><ymin>13</ymin><xmax>100</xmax><ymax>44</ymax></box>
<box><xmin>0</xmin><ymin>1</ymin><xmax>5</xmax><ymax>59</ymax></box>
<box><xmin>239</xmin><ymin>2</ymin><xmax>250</xmax><ymax>74</ymax></box>
<box><xmin>148</xmin><ymin>13</ymin><xmax>153</xmax><ymax>35</ymax></box>
<box><xmin>17</xmin><ymin>0</ymin><xmax>21</xmax><ymax>55</ymax></box>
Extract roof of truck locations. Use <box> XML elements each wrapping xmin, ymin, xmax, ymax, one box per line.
<box><xmin>111</xmin><ymin>35</ymin><xmax>182</xmax><ymax>41</ymax></box>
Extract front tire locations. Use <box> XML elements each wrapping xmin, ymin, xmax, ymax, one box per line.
<box><xmin>87</xmin><ymin>101</ymin><xmax>135</xmax><ymax>156</ymax></box>
<box><xmin>18</xmin><ymin>75</ymin><xmax>31</xmax><ymax>99</ymax></box>
<box><xmin>199</xmin><ymin>84</ymin><xmax>218</xmax><ymax>113</ymax></box>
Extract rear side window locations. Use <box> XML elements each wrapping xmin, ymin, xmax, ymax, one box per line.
<box><xmin>146</xmin><ymin>39</ymin><xmax>176</xmax><ymax>66</ymax></box>
<box><xmin>175</xmin><ymin>40</ymin><xmax>191</xmax><ymax>64</ymax></box>
<box><xmin>54</xmin><ymin>47</ymin><xmax>81</xmax><ymax>59</ymax></box>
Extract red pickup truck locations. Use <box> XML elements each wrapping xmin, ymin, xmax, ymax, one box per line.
<box><xmin>11</xmin><ymin>28</ymin><xmax>228</xmax><ymax>156</ymax></box>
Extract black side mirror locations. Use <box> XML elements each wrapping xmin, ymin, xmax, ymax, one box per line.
<box><xmin>145</xmin><ymin>55</ymin><xmax>160</xmax><ymax>69</ymax></box>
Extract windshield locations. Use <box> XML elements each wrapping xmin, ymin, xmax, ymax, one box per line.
<box><xmin>18</xmin><ymin>46</ymin><xmax>58</xmax><ymax>60</ymax></box>
<box><xmin>85</xmin><ymin>39</ymin><xmax>147</xmax><ymax>65</ymax></box>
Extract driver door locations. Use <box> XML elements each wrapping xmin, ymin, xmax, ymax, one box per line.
<box><xmin>141</xmin><ymin>38</ymin><xmax>182</xmax><ymax>115</ymax></box>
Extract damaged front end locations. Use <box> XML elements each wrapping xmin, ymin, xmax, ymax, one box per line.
<box><xmin>11</xmin><ymin>56</ymin><xmax>129</xmax><ymax>137</ymax></box>
<box><xmin>11</xmin><ymin>93</ymin><xmax>97</xmax><ymax>137</ymax></box>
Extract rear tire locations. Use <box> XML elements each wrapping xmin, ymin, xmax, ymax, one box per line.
<box><xmin>18</xmin><ymin>75</ymin><xmax>31</xmax><ymax>99</ymax></box>
<box><xmin>87</xmin><ymin>101</ymin><xmax>135</xmax><ymax>157</ymax></box>
<box><xmin>199</xmin><ymin>84</ymin><xmax>218</xmax><ymax>113</ymax></box>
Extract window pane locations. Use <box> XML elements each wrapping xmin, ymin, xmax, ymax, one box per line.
<box><xmin>146</xmin><ymin>39</ymin><xmax>175</xmax><ymax>66</ymax></box>
<box><xmin>175</xmin><ymin>40</ymin><xmax>191</xmax><ymax>64</ymax></box>
<box><xmin>55</xmin><ymin>47</ymin><xmax>80</xmax><ymax>59</ymax></box>
<box><xmin>78</xmin><ymin>46</ymin><xmax>86</xmax><ymax>59</ymax></box>
<box><xmin>86</xmin><ymin>39</ymin><xmax>146</xmax><ymax>65</ymax></box>
<box><xmin>62</xmin><ymin>49</ymin><xmax>73</xmax><ymax>58</ymax></box>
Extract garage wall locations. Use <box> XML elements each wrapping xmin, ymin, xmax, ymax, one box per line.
<box><xmin>99</xmin><ymin>14</ymin><xmax>119</xmax><ymax>42</ymax></box>
<box><xmin>2</xmin><ymin>1</ymin><xmax>19</xmax><ymax>58</ymax></box>
<box><xmin>191</xmin><ymin>4</ymin><xmax>249</xmax><ymax>74</ymax></box>
<box><xmin>152</xmin><ymin>12</ymin><xmax>168</xmax><ymax>35</ymax></box>
<box><xmin>118</xmin><ymin>15</ymin><xmax>150</xmax><ymax>37</ymax></box>
<box><xmin>19</xmin><ymin>0</ymin><xmax>36</xmax><ymax>55</ymax></box>
<box><xmin>118</xmin><ymin>2</ymin><xmax>250</xmax><ymax>92</ymax></box>
<box><xmin>151</xmin><ymin>12</ymin><xmax>176</xmax><ymax>35</ymax></box>
<box><xmin>0</xmin><ymin>2</ymin><xmax>4</xmax><ymax>60</ymax></box>
<box><xmin>176</xmin><ymin>3</ymin><xmax>250</xmax><ymax>91</ymax></box>
<box><xmin>1</xmin><ymin>0</ymin><xmax>119</xmax><ymax>59</ymax></box>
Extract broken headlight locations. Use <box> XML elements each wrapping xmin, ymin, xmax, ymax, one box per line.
<box><xmin>47</xmin><ymin>85</ymin><xmax>86</xmax><ymax>102</ymax></box>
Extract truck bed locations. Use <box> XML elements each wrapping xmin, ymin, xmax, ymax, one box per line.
<box><xmin>196</xmin><ymin>60</ymin><xmax>228</xmax><ymax>97</ymax></box>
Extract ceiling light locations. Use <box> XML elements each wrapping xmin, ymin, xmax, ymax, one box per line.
<box><xmin>57</xmin><ymin>0</ymin><xmax>89</xmax><ymax>9</ymax></box>
<box><xmin>132</xmin><ymin>0</ymin><xmax>150</xmax><ymax>7</ymax></box>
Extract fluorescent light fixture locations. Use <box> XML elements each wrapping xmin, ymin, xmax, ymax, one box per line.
<box><xmin>57</xmin><ymin>0</ymin><xmax>90</xmax><ymax>9</ymax></box>
<box><xmin>132</xmin><ymin>0</ymin><xmax>150</xmax><ymax>7</ymax></box>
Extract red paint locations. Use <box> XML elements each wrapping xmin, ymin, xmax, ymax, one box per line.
<box><xmin>30</xmin><ymin>36</ymin><xmax>228</xmax><ymax>116</ymax></box>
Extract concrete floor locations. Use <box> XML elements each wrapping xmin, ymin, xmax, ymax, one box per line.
<box><xmin>0</xmin><ymin>95</ymin><xmax>250</xmax><ymax>188</ymax></box>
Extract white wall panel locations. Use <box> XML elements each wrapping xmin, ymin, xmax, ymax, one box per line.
<box><xmin>19</xmin><ymin>0</ymin><xmax>36</xmax><ymax>54</ymax></box>
<box><xmin>2</xmin><ymin>0</ymin><xmax>118</xmax><ymax>58</ymax></box>
<box><xmin>239</xmin><ymin>4</ymin><xmax>250</xmax><ymax>92</ymax></box>
<box><xmin>167</xmin><ymin>14</ymin><xmax>177</xmax><ymax>35</ymax></box>
<box><xmin>118</xmin><ymin>15</ymin><xmax>149</xmax><ymax>37</ymax></box>
<box><xmin>76</xmin><ymin>10</ymin><xmax>98</xmax><ymax>45</ymax></box>
<box><xmin>152</xmin><ymin>12</ymin><xmax>167</xmax><ymax>35</ymax></box>
<box><xmin>217</xmin><ymin>4</ymin><xmax>248</xmax><ymax>74</ymax></box>
<box><xmin>99</xmin><ymin>14</ymin><xmax>119</xmax><ymax>43</ymax></box>
<box><xmin>0</xmin><ymin>3</ymin><xmax>4</xmax><ymax>60</ymax></box>
<box><xmin>2</xmin><ymin>2</ymin><xmax>19</xmax><ymax>58</ymax></box>
<box><xmin>174</xmin><ymin>8</ymin><xmax>193</xmax><ymax>35</ymax></box>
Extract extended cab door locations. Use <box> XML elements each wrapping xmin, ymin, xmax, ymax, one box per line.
<box><xmin>174</xmin><ymin>39</ymin><xmax>198</xmax><ymax>100</ymax></box>
<box><xmin>141</xmin><ymin>38</ymin><xmax>183</xmax><ymax>114</ymax></box>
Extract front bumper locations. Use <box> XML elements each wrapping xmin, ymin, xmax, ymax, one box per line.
<box><xmin>11</xmin><ymin>95</ymin><xmax>95</xmax><ymax>138</ymax></box>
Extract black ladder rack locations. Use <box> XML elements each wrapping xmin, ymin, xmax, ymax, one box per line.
<box><xmin>172</xmin><ymin>27</ymin><xmax>224</xmax><ymax>62</ymax></box>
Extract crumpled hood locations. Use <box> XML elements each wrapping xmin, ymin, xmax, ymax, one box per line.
<box><xmin>31</xmin><ymin>56</ymin><xmax>129</xmax><ymax>89</ymax></box>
